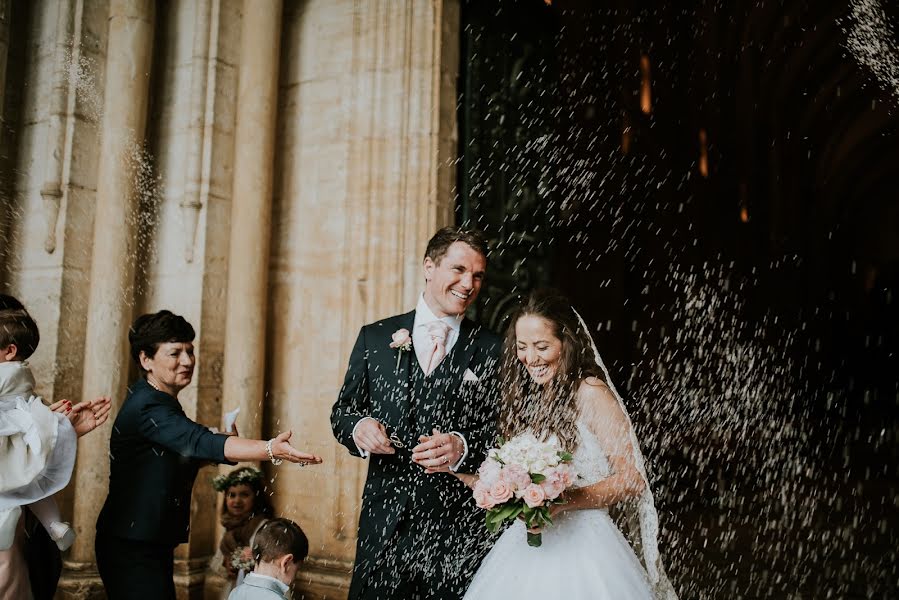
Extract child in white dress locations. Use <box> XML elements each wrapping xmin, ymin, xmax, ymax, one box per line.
<box><xmin>0</xmin><ymin>308</ymin><xmax>78</xmax><ymax>551</ymax></box>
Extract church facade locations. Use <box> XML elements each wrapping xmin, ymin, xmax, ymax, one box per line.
<box><xmin>0</xmin><ymin>1</ymin><xmax>460</xmax><ymax>597</ymax></box>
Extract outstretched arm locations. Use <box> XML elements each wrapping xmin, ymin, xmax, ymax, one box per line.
<box><xmin>223</xmin><ymin>430</ymin><xmax>322</xmax><ymax>464</ymax></box>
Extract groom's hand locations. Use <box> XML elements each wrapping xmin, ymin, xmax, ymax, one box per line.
<box><xmin>412</xmin><ymin>429</ymin><xmax>463</xmax><ymax>473</ymax></box>
<box><xmin>353</xmin><ymin>418</ymin><xmax>395</xmax><ymax>454</ymax></box>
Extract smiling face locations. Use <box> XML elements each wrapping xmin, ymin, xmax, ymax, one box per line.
<box><xmin>515</xmin><ymin>314</ymin><xmax>563</xmax><ymax>385</ymax></box>
<box><xmin>422</xmin><ymin>241</ymin><xmax>487</xmax><ymax>318</ymax></box>
<box><xmin>225</xmin><ymin>484</ymin><xmax>255</xmax><ymax>520</ymax></box>
<box><xmin>140</xmin><ymin>341</ymin><xmax>195</xmax><ymax>397</ymax></box>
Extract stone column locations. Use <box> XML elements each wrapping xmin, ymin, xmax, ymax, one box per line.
<box><xmin>0</xmin><ymin>0</ymin><xmax>9</xmax><ymax>129</ymax></box>
<box><xmin>0</xmin><ymin>0</ymin><xmax>11</xmax><ymax>283</ymax></box>
<box><xmin>220</xmin><ymin>0</ymin><xmax>283</xmax><ymax>443</ymax></box>
<box><xmin>267</xmin><ymin>1</ymin><xmax>460</xmax><ymax>596</ymax></box>
<box><xmin>179</xmin><ymin>0</ymin><xmax>213</xmax><ymax>264</ymax></box>
<box><xmin>64</xmin><ymin>0</ymin><xmax>155</xmax><ymax>580</ymax></box>
<box><xmin>39</xmin><ymin>0</ymin><xmax>75</xmax><ymax>255</ymax></box>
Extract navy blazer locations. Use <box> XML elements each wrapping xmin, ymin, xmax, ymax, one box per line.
<box><xmin>96</xmin><ymin>378</ymin><xmax>232</xmax><ymax>545</ymax></box>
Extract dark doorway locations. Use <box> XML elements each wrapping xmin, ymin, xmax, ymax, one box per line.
<box><xmin>458</xmin><ymin>1</ymin><xmax>898</xmax><ymax>597</ymax></box>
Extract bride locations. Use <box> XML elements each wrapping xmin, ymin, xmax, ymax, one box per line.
<box><xmin>461</xmin><ymin>289</ymin><xmax>677</xmax><ymax>599</ymax></box>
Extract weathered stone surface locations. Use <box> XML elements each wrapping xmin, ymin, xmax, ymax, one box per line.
<box><xmin>1</xmin><ymin>1</ymin><xmax>460</xmax><ymax>597</ymax></box>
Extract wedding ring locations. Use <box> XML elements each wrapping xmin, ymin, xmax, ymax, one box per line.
<box><xmin>388</xmin><ymin>432</ymin><xmax>405</xmax><ymax>448</ymax></box>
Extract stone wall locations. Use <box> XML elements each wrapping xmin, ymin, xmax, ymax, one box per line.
<box><xmin>0</xmin><ymin>1</ymin><xmax>459</xmax><ymax>598</ymax></box>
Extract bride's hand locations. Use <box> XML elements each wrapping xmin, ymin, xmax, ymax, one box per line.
<box><xmin>453</xmin><ymin>473</ymin><xmax>478</xmax><ymax>489</ymax></box>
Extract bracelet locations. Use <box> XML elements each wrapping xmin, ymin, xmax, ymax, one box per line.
<box><xmin>266</xmin><ymin>438</ymin><xmax>283</xmax><ymax>465</ymax></box>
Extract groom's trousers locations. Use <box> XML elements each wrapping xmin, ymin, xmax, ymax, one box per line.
<box><xmin>356</xmin><ymin>511</ymin><xmax>479</xmax><ymax>600</ymax></box>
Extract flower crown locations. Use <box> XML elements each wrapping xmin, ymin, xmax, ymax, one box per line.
<box><xmin>212</xmin><ymin>467</ymin><xmax>264</xmax><ymax>492</ymax></box>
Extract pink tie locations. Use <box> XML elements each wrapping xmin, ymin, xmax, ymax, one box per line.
<box><xmin>424</xmin><ymin>321</ymin><xmax>451</xmax><ymax>375</ymax></box>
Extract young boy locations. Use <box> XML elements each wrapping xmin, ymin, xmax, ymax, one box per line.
<box><xmin>0</xmin><ymin>303</ymin><xmax>112</xmax><ymax>550</ymax></box>
<box><xmin>0</xmin><ymin>307</ymin><xmax>79</xmax><ymax>551</ymax></box>
<box><xmin>228</xmin><ymin>518</ymin><xmax>309</xmax><ymax>600</ymax></box>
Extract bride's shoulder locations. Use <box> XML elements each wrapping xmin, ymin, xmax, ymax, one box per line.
<box><xmin>577</xmin><ymin>376</ymin><xmax>611</xmax><ymax>400</ymax></box>
<box><xmin>575</xmin><ymin>377</ymin><xmax>620</xmax><ymax>417</ymax></box>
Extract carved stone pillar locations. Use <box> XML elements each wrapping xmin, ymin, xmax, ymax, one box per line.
<box><xmin>0</xmin><ymin>0</ymin><xmax>10</xmax><ymax>283</ymax></box>
<box><xmin>39</xmin><ymin>0</ymin><xmax>75</xmax><ymax>254</ymax></box>
<box><xmin>61</xmin><ymin>0</ymin><xmax>155</xmax><ymax>594</ymax></box>
<box><xmin>267</xmin><ymin>1</ymin><xmax>460</xmax><ymax>596</ymax></box>
<box><xmin>220</xmin><ymin>0</ymin><xmax>283</xmax><ymax>443</ymax></box>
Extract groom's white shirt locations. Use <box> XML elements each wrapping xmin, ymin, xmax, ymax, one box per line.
<box><xmin>411</xmin><ymin>293</ymin><xmax>463</xmax><ymax>364</ymax></box>
<box><xmin>352</xmin><ymin>293</ymin><xmax>469</xmax><ymax>470</ymax></box>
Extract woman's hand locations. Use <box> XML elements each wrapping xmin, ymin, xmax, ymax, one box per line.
<box><xmin>270</xmin><ymin>430</ymin><xmax>323</xmax><ymax>466</ymax></box>
<box><xmin>68</xmin><ymin>396</ymin><xmax>112</xmax><ymax>437</ymax></box>
<box><xmin>49</xmin><ymin>399</ymin><xmax>72</xmax><ymax>414</ymax></box>
<box><xmin>518</xmin><ymin>499</ymin><xmax>568</xmax><ymax>534</ymax></box>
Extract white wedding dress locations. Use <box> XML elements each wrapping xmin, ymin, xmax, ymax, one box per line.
<box><xmin>463</xmin><ymin>420</ymin><xmax>654</xmax><ymax>600</ymax></box>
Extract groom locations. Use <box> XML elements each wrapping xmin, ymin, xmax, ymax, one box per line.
<box><xmin>331</xmin><ymin>227</ymin><xmax>501</xmax><ymax>600</ymax></box>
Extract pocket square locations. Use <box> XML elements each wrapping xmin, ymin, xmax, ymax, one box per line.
<box><xmin>462</xmin><ymin>368</ymin><xmax>480</xmax><ymax>383</ymax></box>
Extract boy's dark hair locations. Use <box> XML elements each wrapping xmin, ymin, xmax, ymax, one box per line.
<box><xmin>0</xmin><ymin>309</ymin><xmax>40</xmax><ymax>360</ymax></box>
<box><xmin>0</xmin><ymin>295</ymin><xmax>25</xmax><ymax>311</ymax></box>
<box><xmin>128</xmin><ymin>310</ymin><xmax>195</xmax><ymax>372</ymax></box>
<box><xmin>424</xmin><ymin>226</ymin><xmax>489</xmax><ymax>264</ymax></box>
<box><xmin>252</xmin><ymin>518</ymin><xmax>309</xmax><ymax>564</ymax></box>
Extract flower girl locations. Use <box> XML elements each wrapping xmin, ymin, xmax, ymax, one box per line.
<box><xmin>214</xmin><ymin>467</ymin><xmax>275</xmax><ymax>594</ymax></box>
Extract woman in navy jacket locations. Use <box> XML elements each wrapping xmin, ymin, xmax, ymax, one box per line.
<box><xmin>95</xmin><ymin>310</ymin><xmax>321</xmax><ymax>600</ymax></box>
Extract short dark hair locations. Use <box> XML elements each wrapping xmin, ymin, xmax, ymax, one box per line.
<box><xmin>252</xmin><ymin>518</ymin><xmax>309</xmax><ymax>564</ymax></box>
<box><xmin>424</xmin><ymin>226</ymin><xmax>489</xmax><ymax>264</ymax></box>
<box><xmin>128</xmin><ymin>310</ymin><xmax>196</xmax><ymax>372</ymax></box>
<box><xmin>0</xmin><ymin>295</ymin><xmax>25</xmax><ymax>311</ymax></box>
<box><xmin>0</xmin><ymin>309</ymin><xmax>40</xmax><ymax>360</ymax></box>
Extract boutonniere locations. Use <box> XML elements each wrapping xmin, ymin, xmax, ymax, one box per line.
<box><xmin>389</xmin><ymin>328</ymin><xmax>413</xmax><ymax>370</ymax></box>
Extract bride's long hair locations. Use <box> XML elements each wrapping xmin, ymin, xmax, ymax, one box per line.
<box><xmin>499</xmin><ymin>289</ymin><xmax>604</xmax><ymax>451</ymax></box>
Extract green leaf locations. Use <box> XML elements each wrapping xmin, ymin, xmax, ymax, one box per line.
<box><xmin>559</xmin><ymin>451</ymin><xmax>573</xmax><ymax>461</ymax></box>
<box><xmin>530</xmin><ymin>473</ymin><xmax>546</xmax><ymax>484</ymax></box>
<box><xmin>485</xmin><ymin>510</ymin><xmax>502</xmax><ymax>524</ymax></box>
<box><xmin>495</xmin><ymin>503</ymin><xmax>519</xmax><ymax>521</ymax></box>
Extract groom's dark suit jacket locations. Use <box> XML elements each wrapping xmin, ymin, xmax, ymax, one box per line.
<box><xmin>331</xmin><ymin>310</ymin><xmax>501</xmax><ymax>599</ymax></box>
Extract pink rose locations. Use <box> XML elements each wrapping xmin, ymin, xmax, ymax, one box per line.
<box><xmin>389</xmin><ymin>329</ymin><xmax>412</xmax><ymax>349</ymax></box>
<box><xmin>501</xmin><ymin>464</ymin><xmax>532</xmax><ymax>491</ymax></box>
<box><xmin>540</xmin><ymin>471</ymin><xmax>565</xmax><ymax>500</ymax></box>
<box><xmin>488</xmin><ymin>480</ymin><xmax>514</xmax><ymax>505</ymax></box>
<box><xmin>555</xmin><ymin>464</ymin><xmax>575</xmax><ymax>487</ymax></box>
<box><xmin>523</xmin><ymin>483</ymin><xmax>546</xmax><ymax>508</ymax></box>
<box><xmin>473</xmin><ymin>485</ymin><xmax>496</xmax><ymax>509</ymax></box>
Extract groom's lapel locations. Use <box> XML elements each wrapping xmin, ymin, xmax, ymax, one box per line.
<box><xmin>391</xmin><ymin>311</ymin><xmax>416</xmax><ymax>421</ymax></box>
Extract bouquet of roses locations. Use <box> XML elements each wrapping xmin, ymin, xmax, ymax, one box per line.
<box><xmin>230</xmin><ymin>546</ymin><xmax>255</xmax><ymax>572</ymax></box>
<box><xmin>472</xmin><ymin>432</ymin><xmax>577</xmax><ymax>547</ymax></box>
